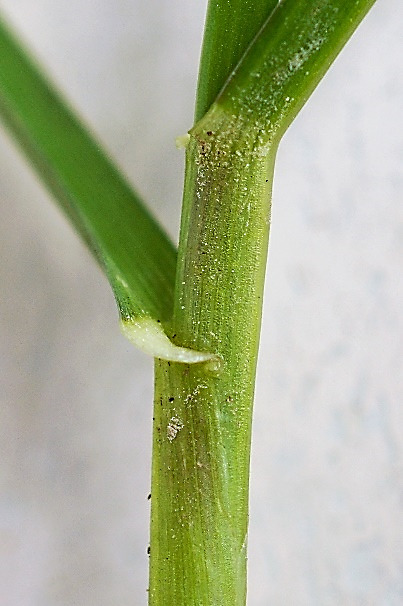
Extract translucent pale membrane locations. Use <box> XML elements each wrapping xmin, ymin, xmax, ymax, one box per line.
<box><xmin>175</xmin><ymin>133</ymin><xmax>191</xmax><ymax>149</ymax></box>
<box><xmin>120</xmin><ymin>317</ymin><xmax>220</xmax><ymax>368</ymax></box>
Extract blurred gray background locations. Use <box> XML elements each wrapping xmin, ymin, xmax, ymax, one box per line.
<box><xmin>0</xmin><ymin>1</ymin><xmax>402</xmax><ymax>604</ymax></box>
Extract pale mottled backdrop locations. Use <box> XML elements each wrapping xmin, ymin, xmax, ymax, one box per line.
<box><xmin>0</xmin><ymin>1</ymin><xmax>402</xmax><ymax>605</ymax></box>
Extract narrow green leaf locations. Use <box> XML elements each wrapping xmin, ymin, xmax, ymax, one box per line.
<box><xmin>206</xmin><ymin>0</ymin><xmax>377</xmax><ymax>145</ymax></box>
<box><xmin>195</xmin><ymin>0</ymin><xmax>279</xmax><ymax>122</ymax></box>
<box><xmin>0</xmin><ymin>17</ymin><xmax>176</xmax><ymax>322</ymax></box>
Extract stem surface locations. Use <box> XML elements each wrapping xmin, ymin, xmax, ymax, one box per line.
<box><xmin>149</xmin><ymin>110</ymin><xmax>277</xmax><ymax>605</ymax></box>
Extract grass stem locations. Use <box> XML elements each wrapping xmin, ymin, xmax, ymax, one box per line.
<box><xmin>149</xmin><ymin>108</ymin><xmax>277</xmax><ymax>605</ymax></box>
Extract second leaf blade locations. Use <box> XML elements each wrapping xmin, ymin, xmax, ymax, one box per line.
<box><xmin>0</xmin><ymin>17</ymin><xmax>177</xmax><ymax>322</ymax></box>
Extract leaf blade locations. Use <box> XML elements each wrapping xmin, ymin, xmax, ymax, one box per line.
<box><xmin>0</xmin><ymin>17</ymin><xmax>176</xmax><ymax>322</ymax></box>
<box><xmin>195</xmin><ymin>0</ymin><xmax>279</xmax><ymax>122</ymax></box>
<box><xmin>212</xmin><ymin>0</ymin><xmax>377</xmax><ymax>144</ymax></box>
